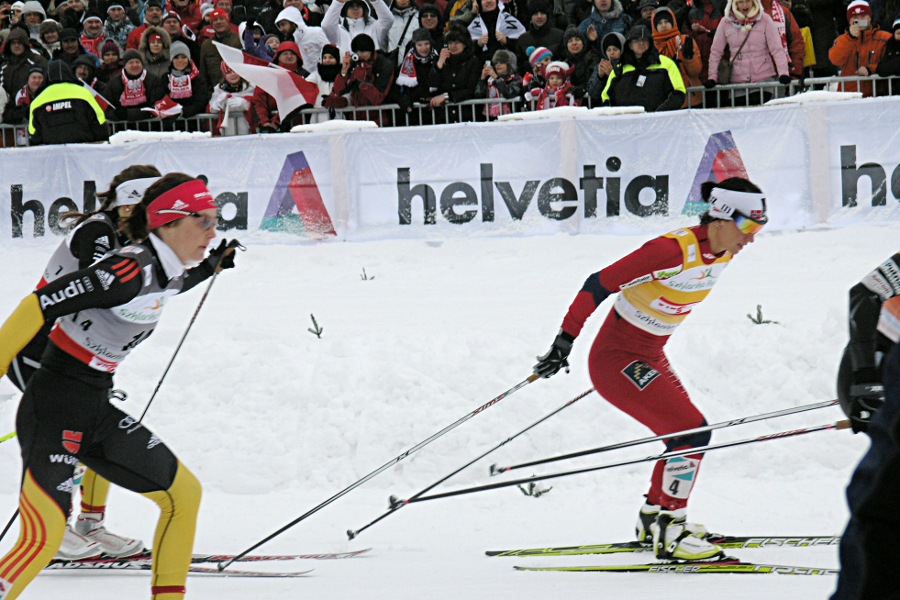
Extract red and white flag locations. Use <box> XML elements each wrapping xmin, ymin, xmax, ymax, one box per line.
<box><xmin>214</xmin><ymin>41</ymin><xmax>319</xmax><ymax>121</ymax></box>
<box><xmin>142</xmin><ymin>94</ymin><xmax>184</xmax><ymax>119</ymax></box>
<box><xmin>83</xmin><ymin>82</ymin><xmax>112</xmax><ymax>112</ymax></box>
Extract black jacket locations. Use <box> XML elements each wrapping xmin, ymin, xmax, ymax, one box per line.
<box><xmin>29</xmin><ymin>61</ymin><xmax>109</xmax><ymax>145</ymax></box>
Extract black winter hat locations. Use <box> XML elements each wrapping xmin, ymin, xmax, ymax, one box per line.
<box><xmin>321</xmin><ymin>43</ymin><xmax>340</xmax><ymax>61</ymax></box>
<box><xmin>47</xmin><ymin>59</ymin><xmax>78</xmax><ymax>83</ymax></box>
<box><xmin>527</xmin><ymin>0</ymin><xmax>552</xmax><ymax>14</ymax></box>
<box><xmin>350</xmin><ymin>32</ymin><xmax>375</xmax><ymax>53</ymax></box>
<box><xmin>73</xmin><ymin>54</ymin><xmax>97</xmax><ymax>73</ymax></box>
<box><xmin>443</xmin><ymin>28</ymin><xmax>468</xmax><ymax>45</ymax></box>
<box><xmin>27</xmin><ymin>64</ymin><xmax>45</xmax><ymax>77</ymax></box>
<box><xmin>563</xmin><ymin>25</ymin><xmax>586</xmax><ymax>46</ymax></box>
<box><xmin>419</xmin><ymin>3</ymin><xmax>440</xmax><ymax>17</ymax></box>
<box><xmin>122</xmin><ymin>48</ymin><xmax>144</xmax><ymax>64</ymax></box>
<box><xmin>146</xmin><ymin>0</ymin><xmax>164</xmax><ymax>9</ymax></box>
<box><xmin>626</xmin><ymin>24</ymin><xmax>652</xmax><ymax>42</ymax></box>
<box><xmin>60</xmin><ymin>27</ymin><xmax>79</xmax><ymax>41</ymax></box>
<box><xmin>410</xmin><ymin>27</ymin><xmax>431</xmax><ymax>44</ymax></box>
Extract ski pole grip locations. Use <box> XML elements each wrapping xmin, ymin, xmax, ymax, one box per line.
<box><xmin>836</xmin><ymin>419</ymin><xmax>853</xmax><ymax>431</ymax></box>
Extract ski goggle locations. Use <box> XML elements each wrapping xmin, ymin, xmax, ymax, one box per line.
<box><xmin>733</xmin><ymin>211</ymin><xmax>766</xmax><ymax>235</ymax></box>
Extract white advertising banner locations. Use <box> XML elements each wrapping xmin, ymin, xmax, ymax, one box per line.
<box><xmin>0</xmin><ymin>97</ymin><xmax>897</xmax><ymax>247</ymax></box>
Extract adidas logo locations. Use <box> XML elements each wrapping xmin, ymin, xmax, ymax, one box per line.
<box><xmin>96</xmin><ymin>269</ymin><xmax>116</xmax><ymax>290</ymax></box>
<box><xmin>57</xmin><ymin>478</ymin><xmax>74</xmax><ymax>493</ymax></box>
<box><xmin>171</xmin><ymin>199</ymin><xmax>189</xmax><ymax>210</ymax></box>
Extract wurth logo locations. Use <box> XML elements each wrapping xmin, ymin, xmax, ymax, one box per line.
<box><xmin>49</xmin><ymin>454</ymin><xmax>79</xmax><ymax>465</ymax></box>
<box><xmin>62</xmin><ymin>430</ymin><xmax>83</xmax><ymax>454</ymax></box>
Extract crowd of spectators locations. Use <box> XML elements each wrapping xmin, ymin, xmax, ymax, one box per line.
<box><xmin>0</xmin><ymin>0</ymin><xmax>897</xmax><ymax>144</ymax></box>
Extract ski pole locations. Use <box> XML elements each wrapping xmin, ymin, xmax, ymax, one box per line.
<box><xmin>219</xmin><ymin>373</ymin><xmax>541</xmax><ymax>571</ymax></box>
<box><xmin>490</xmin><ymin>399</ymin><xmax>839</xmax><ymax>476</ymax></box>
<box><xmin>406</xmin><ymin>419</ymin><xmax>851</xmax><ymax>504</ymax></box>
<box><xmin>0</xmin><ymin>431</ymin><xmax>16</xmax><ymax>444</ymax></box>
<box><xmin>138</xmin><ymin>241</ymin><xmax>243</xmax><ymax>423</ymax></box>
<box><xmin>0</xmin><ymin>509</ymin><xmax>17</xmax><ymax>544</ymax></box>
<box><xmin>347</xmin><ymin>387</ymin><xmax>595</xmax><ymax>540</ymax></box>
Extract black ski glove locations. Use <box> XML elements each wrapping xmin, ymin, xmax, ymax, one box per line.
<box><xmin>681</xmin><ymin>37</ymin><xmax>694</xmax><ymax>60</ymax></box>
<box><xmin>778</xmin><ymin>74</ymin><xmax>791</xmax><ymax>85</ymax></box>
<box><xmin>845</xmin><ymin>382</ymin><xmax>885</xmax><ymax>434</ymax></box>
<box><xmin>534</xmin><ymin>330</ymin><xmax>575</xmax><ymax>379</ymax></box>
<box><xmin>704</xmin><ymin>79</ymin><xmax>717</xmax><ymax>89</ymax></box>
<box><xmin>206</xmin><ymin>239</ymin><xmax>244</xmax><ymax>273</ymax></box>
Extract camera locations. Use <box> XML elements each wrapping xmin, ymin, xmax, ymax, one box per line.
<box><xmin>350</xmin><ymin>52</ymin><xmax>359</xmax><ymax>62</ymax></box>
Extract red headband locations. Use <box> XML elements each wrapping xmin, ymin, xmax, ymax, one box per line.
<box><xmin>148</xmin><ymin>180</ymin><xmax>216</xmax><ymax>229</ymax></box>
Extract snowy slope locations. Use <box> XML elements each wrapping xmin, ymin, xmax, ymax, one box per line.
<box><xmin>0</xmin><ymin>218</ymin><xmax>897</xmax><ymax>599</ymax></box>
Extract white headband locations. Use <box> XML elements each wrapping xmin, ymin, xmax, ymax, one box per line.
<box><xmin>114</xmin><ymin>177</ymin><xmax>160</xmax><ymax>207</ymax></box>
<box><xmin>707</xmin><ymin>187</ymin><xmax>768</xmax><ymax>223</ymax></box>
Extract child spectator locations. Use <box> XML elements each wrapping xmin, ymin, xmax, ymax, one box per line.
<box><xmin>528</xmin><ymin>59</ymin><xmax>579</xmax><ymax>109</ymax></box>
<box><xmin>523</xmin><ymin>44</ymin><xmax>552</xmax><ymax>90</ymax></box>
<box><xmin>474</xmin><ymin>47</ymin><xmax>523</xmax><ymax>118</ymax></box>
<box><xmin>208</xmin><ymin>59</ymin><xmax>256</xmax><ymax>134</ymax></box>
<box><xmin>651</xmin><ymin>6</ymin><xmax>702</xmax><ymax>107</ymax></box>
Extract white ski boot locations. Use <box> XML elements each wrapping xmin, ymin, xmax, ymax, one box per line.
<box><xmin>55</xmin><ymin>525</ymin><xmax>103</xmax><ymax>560</ymax></box>
<box><xmin>635</xmin><ymin>501</ymin><xmax>709</xmax><ymax>543</ymax></box>
<box><xmin>75</xmin><ymin>513</ymin><xmax>145</xmax><ymax>558</ymax></box>
<box><xmin>650</xmin><ymin>509</ymin><xmax>724</xmax><ymax>561</ymax></box>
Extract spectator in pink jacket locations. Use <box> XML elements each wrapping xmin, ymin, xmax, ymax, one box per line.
<box><xmin>704</xmin><ymin>0</ymin><xmax>789</xmax><ymax>105</ymax></box>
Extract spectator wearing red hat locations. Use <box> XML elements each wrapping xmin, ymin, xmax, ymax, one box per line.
<box><xmin>139</xmin><ymin>26</ymin><xmax>172</xmax><ymax>79</ymax></box>
<box><xmin>161</xmin><ymin>10</ymin><xmax>202</xmax><ymax>63</ymax></box>
<box><xmin>208</xmin><ymin>58</ymin><xmax>256</xmax><ymax>134</ymax></box>
<box><xmin>105</xmin><ymin>4</ymin><xmax>136</xmax><ymax>50</ymax></box>
<box><xmin>252</xmin><ymin>39</ymin><xmax>309</xmax><ymax>131</ymax></box>
<box><xmin>199</xmin><ymin>5</ymin><xmax>241</xmax><ymax>90</ymax></box>
<box><xmin>127</xmin><ymin>0</ymin><xmax>165</xmax><ymax>49</ymax></box>
<box><xmin>97</xmin><ymin>38</ymin><xmax>123</xmax><ymax>85</ymax></box>
<box><xmin>167</xmin><ymin>0</ymin><xmax>202</xmax><ymax>33</ymax></box>
<box><xmin>528</xmin><ymin>59</ymin><xmax>580</xmax><ymax>109</ymax></box>
<box><xmin>829</xmin><ymin>0</ymin><xmax>891</xmax><ymax>95</ymax></box>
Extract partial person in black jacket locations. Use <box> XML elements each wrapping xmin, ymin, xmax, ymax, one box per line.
<box><xmin>428</xmin><ymin>25</ymin><xmax>480</xmax><ymax>122</ymax></box>
<box><xmin>166</xmin><ymin>40</ymin><xmax>211</xmax><ymax>120</ymax></box>
<box><xmin>875</xmin><ymin>17</ymin><xmax>900</xmax><ymax>88</ymax></box>
<box><xmin>832</xmin><ymin>252</ymin><xmax>900</xmax><ymax>600</ymax></box>
<box><xmin>515</xmin><ymin>0</ymin><xmax>566</xmax><ymax>74</ymax></box>
<box><xmin>104</xmin><ymin>48</ymin><xmax>168</xmax><ymax>122</ymax></box>
<box><xmin>561</xmin><ymin>24</ymin><xmax>598</xmax><ymax>100</ymax></box>
<box><xmin>600</xmin><ymin>23</ymin><xmax>684</xmax><ymax>111</ymax></box>
<box><xmin>28</xmin><ymin>60</ymin><xmax>109</xmax><ymax>145</ymax></box>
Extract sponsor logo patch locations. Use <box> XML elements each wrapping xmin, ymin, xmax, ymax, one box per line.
<box><xmin>147</xmin><ymin>434</ymin><xmax>162</xmax><ymax>450</ymax></box>
<box><xmin>118</xmin><ymin>416</ymin><xmax>142</xmax><ymax>434</ymax></box>
<box><xmin>62</xmin><ymin>430</ymin><xmax>82</xmax><ymax>454</ymax></box>
<box><xmin>57</xmin><ymin>478</ymin><xmax>74</xmax><ymax>493</ymax></box>
<box><xmin>96</xmin><ymin>269</ymin><xmax>115</xmax><ymax>290</ymax></box>
<box><xmin>622</xmin><ymin>360</ymin><xmax>660</xmax><ymax>390</ymax></box>
<box><xmin>49</xmin><ymin>454</ymin><xmax>79</xmax><ymax>465</ymax></box>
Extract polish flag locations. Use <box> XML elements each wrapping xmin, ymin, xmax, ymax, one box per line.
<box><xmin>83</xmin><ymin>82</ymin><xmax>112</xmax><ymax>112</ymax></box>
<box><xmin>214</xmin><ymin>41</ymin><xmax>319</xmax><ymax>121</ymax></box>
<box><xmin>142</xmin><ymin>95</ymin><xmax>184</xmax><ymax>118</ymax></box>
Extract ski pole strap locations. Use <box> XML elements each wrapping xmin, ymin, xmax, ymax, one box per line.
<box><xmin>409</xmin><ymin>419</ymin><xmax>851</xmax><ymax>504</ymax></box>
<box><xmin>220</xmin><ymin>373</ymin><xmax>541</xmax><ymax>571</ymax></box>
<box><xmin>492</xmin><ymin>399</ymin><xmax>840</xmax><ymax>475</ymax></box>
<box><xmin>0</xmin><ymin>431</ymin><xmax>17</xmax><ymax>444</ymax></box>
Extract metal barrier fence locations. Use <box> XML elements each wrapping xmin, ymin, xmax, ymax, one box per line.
<box><xmin>1</xmin><ymin>74</ymin><xmax>897</xmax><ymax>148</ymax></box>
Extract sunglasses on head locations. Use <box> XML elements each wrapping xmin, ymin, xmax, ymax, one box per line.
<box><xmin>190</xmin><ymin>212</ymin><xmax>217</xmax><ymax>230</ymax></box>
<box><xmin>733</xmin><ymin>211</ymin><xmax>766</xmax><ymax>235</ymax></box>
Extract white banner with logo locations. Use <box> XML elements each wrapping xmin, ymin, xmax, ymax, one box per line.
<box><xmin>0</xmin><ymin>97</ymin><xmax>897</xmax><ymax>247</ymax></box>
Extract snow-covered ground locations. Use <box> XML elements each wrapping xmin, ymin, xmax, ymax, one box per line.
<box><xmin>1</xmin><ymin>217</ymin><xmax>896</xmax><ymax>599</ymax></box>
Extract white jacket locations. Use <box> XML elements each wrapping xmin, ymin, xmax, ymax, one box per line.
<box><xmin>275</xmin><ymin>6</ymin><xmax>330</xmax><ymax>75</ymax></box>
<box><xmin>322</xmin><ymin>0</ymin><xmax>393</xmax><ymax>56</ymax></box>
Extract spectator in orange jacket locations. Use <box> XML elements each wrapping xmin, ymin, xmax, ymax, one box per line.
<box><xmin>651</xmin><ymin>6</ymin><xmax>702</xmax><ymax>107</ymax></box>
<box><xmin>829</xmin><ymin>0</ymin><xmax>892</xmax><ymax>95</ymax></box>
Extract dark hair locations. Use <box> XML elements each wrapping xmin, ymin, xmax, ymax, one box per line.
<box><xmin>123</xmin><ymin>172</ymin><xmax>195</xmax><ymax>241</ymax></box>
<box><xmin>698</xmin><ymin>176</ymin><xmax>762</xmax><ymax>225</ymax></box>
<box><xmin>61</xmin><ymin>164</ymin><xmax>162</xmax><ymax>229</ymax></box>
